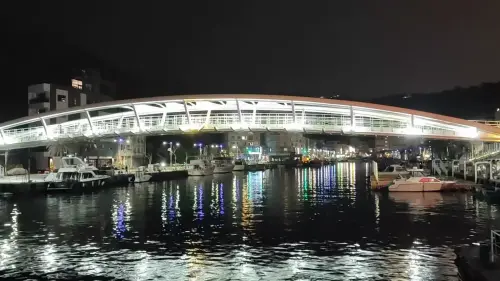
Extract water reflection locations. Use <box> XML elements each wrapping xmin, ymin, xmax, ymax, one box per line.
<box><xmin>0</xmin><ymin>164</ymin><xmax>500</xmax><ymax>280</ymax></box>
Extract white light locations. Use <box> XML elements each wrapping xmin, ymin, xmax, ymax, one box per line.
<box><xmin>126</xmin><ymin>139</ymin><xmax>130</xmax><ymax>144</ymax></box>
<box><xmin>232</xmin><ymin>145</ymin><xmax>236</xmax><ymax>149</ymax></box>
<box><xmin>176</xmin><ymin>142</ymin><xmax>180</xmax><ymax>146</ymax></box>
<box><xmin>459</xmin><ymin>127</ymin><xmax>478</xmax><ymax>138</ymax></box>
<box><xmin>160</xmin><ymin>162</ymin><xmax>166</xmax><ymax>167</ymax></box>
<box><xmin>162</xmin><ymin>141</ymin><xmax>167</xmax><ymax>145</ymax></box>
<box><xmin>342</xmin><ymin>126</ymin><xmax>353</xmax><ymax>133</ymax></box>
<box><xmin>113</xmin><ymin>139</ymin><xmax>117</xmax><ymax>142</ymax></box>
<box><xmin>405</xmin><ymin>127</ymin><xmax>420</xmax><ymax>135</ymax></box>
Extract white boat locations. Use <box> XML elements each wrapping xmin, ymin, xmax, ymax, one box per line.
<box><xmin>379</xmin><ymin>164</ymin><xmax>408</xmax><ymax>176</ymax></box>
<box><xmin>212</xmin><ymin>157</ymin><xmax>235</xmax><ymax>174</ymax></box>
<box><xmin>188</xmin><ymin>159</ymin><xmax>215</xmax><ymax>176</ymax></box>
<box><xmin>233</xmin><ymin>159</ymin><xmax>246</xmax><ymax>171</ymax></box>
<box><xmin>388</xmin><ymin>168</ymin><xmax>455</xmax><ymax>192</ymax></box>
<box><xmin>45</xmin><ymin>156</ymin><xmax>110</xmax><ymax>191</ymax></box>
<box><xmin>129</xmin><ymin>167</ymin><xmax>152</xmax><ymax>183</ymax></box>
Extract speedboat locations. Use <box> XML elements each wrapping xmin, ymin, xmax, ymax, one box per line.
<box><xmin>233</xmin><ymin>159</ymin><xmax>246</xmax><ymax>171</ymax></box>
<box><xmin>188</xmin><ymin>159</ymin><xmax>215</xmax><ymax>176</ymax></box>
<box><xmin>388</xmin><ymin>168</ymin><xmax>455</xmax><ymax>192</ymax></box>
<box><xmin>212</xmin><ymin>157</ymin><xmax>235</xmax><ymax>174</ymax></box>
<box><xmin>45</xmin><ymin>156</ymin><xmax>110</xmax><ymax>191</ymax></box>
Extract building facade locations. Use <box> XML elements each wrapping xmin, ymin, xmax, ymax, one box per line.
<box><xmin>28</xmin><ymin>69</ymin><xmax>115</xmax><ymax>124</ymax></box>
<box><xmin>261</xmin><ymin>132</ymin><xmax>310</xmax><ymax>155</ymax></box>
<box><xmin>27</xmin><ymin>69</ymin><xmax>146</xmax><ymax>170</ymax></box>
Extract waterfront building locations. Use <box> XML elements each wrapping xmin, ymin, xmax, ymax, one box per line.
<box><xmin>28</xmin><ymin>69</ymin><xmax>116</xmax><ymax>124</ymax></box>
<box><xmin>27</xmin><ymin>69</ymin><xmax>145</xmax><ymax>171</ymax></box>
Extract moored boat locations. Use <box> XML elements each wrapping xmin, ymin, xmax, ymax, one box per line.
<box><xmin>188</xmin><ymin>159</ymin><xmax>215</xmax><ymax>176</ymax></box>
<box><xmin>388</xmin><ymin>168</ymin><xmax>455</xmax><ymax>192</ymax></box>
<box><xmin>212</xmin><ymin>157</ymin><xmax>235</xmax><ymax>174</ymax></box>
<box><xmin>129</xmin><ymin>167</ymin><xmax>152</xmax><ymax>183</ymax></box>
<box><xmin>45</xmin><ymin>156</ymin><xmax>110</xmax><ymax>192</ymax></box>
<box><xmin>233</xmin><ymin>159</ymin><xmax>246</xmax><ymax>171</ymax></box>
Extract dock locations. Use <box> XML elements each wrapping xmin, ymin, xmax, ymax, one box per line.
<box><xmin>0</xmin><ymin>169</ymin><xmax>188</xmax><ymax>196</ymax></box>
<box><xmin>455</xmin><ymin>230</ymin><xmax>500</xmax><ymax>281</ymax></box>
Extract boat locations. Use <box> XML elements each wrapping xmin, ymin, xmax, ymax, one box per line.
<box><xmin>129</xmin><ymin>167</ymin><xmax>152</xmax><ymax>183</ymax></box>
<box><xmin>212</xmin><ymin>157</ymin><xmax>235</xmax><ymax>174</ymax></box>
<box><xmin>379</xmin><ymin>164</ymin><xmax>408</xmax><ymax>176</ymax></box>
<box><xmin>284</xmin><ymin>158</ymin><xmax>302</xmax><ymax>168</ymax></box>
<box><xmin>233</xmin><ymin>159</ymin><xmax>246</xmax><ymax>171</ymax></box>
<box><xmin>246</xmin><ymin>160</ymin><xmax>266</xmax><ymax>171</ymax></box>
<box><xmin>188</xmin><ymin>159</ymin><xmax>215</xmax><ymax>176</ymax></box>
<box><xmin>388</xmin><ymin>168</ymin><xmax>455</xmax><ymax>192</ymax></box>
<box><xmin>45</xmin><ymin>156</ymin><xmax>110</xmax><ymax>191</ymax></box>
<box><xmin>307</xmin><ymin>158</ymin><xmax>323</xmax><ymax>168</ymax></box>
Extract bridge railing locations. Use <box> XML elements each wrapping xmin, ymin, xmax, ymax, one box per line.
<box><xmin>0</xmin><ymin>112</ymin><xmax>474</xmax><ymax>148</ymax></box>
<box><xmin>470</xmin><ymin>120</ymin><xmax>500</xmax><ymax>127</ymax></box>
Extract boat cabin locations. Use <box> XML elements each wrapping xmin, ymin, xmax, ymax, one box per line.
<box><xmin>212</xmin><ymin>157</ymin><xmax>233</xmax><ymax>167</ymax></box>
<box><xmin>55</xmin><ymin>170</ymin><xmax>99</xmax><ymax>182</ymax></box>
<box><xmin>382</xmin><ymin>165</ymin><xmax>406</xmax><ymax>173</ymax></box>
<box><xmin>234</xmin><ymin>159</ymin><xmax>245</xmax><ymax>165</ymax></box>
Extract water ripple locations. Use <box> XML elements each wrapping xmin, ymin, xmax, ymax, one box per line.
<box><xmin>0</xmin><ymin>164</ymin><xmax>498</xmax><ymax>280</ymax></box>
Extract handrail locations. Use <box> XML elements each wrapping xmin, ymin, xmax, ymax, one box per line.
<box><xmin>491</xmin><ymin>230</ymin><xmax>500</xmax><ymax>263</ymax></box>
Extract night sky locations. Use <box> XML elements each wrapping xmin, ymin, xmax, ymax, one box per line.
<box><xmin>3</xmin><ymin>1</ymin><xmax>500</xmax><ymax>122</ymax></box>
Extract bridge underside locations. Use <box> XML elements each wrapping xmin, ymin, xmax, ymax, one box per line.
<box><xmin>0</xmin><ymin>95</ymin><xmax>499</xmax><ymax>150</ymax></box>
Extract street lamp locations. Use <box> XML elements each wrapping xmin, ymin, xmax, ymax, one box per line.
<box><xmin>163</xmin><ymin>141</ymin><xmax>180</xmax><ymax>166</ymax></box>
<box><xmin>194</xmin><ymin>143</ymin><xmax>203</xmax><ymax>156</ymax></box>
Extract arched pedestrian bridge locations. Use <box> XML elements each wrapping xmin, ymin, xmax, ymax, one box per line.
<box><xmin>1</xmin><ymin>94</ymin><xmax>500</xmax><ymax>150</ymax></box>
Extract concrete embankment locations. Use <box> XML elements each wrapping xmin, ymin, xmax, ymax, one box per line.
<box><xmin>0</xmin><ymin>170</ymin><xmax>189</xmax><ymax>196</ymax></box>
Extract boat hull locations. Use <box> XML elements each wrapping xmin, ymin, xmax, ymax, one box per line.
<box><xmin>214</xmin><ymin>165</ymin><xmax>235</xmax><ymax>174</ymax></box>
<box><xmin>246</xmin><ymin>164</ymin><xmax>266</xmax><ymax>171</ymax></box>
<box><xmin>233</xmin><ymin>164</ymin><xmax>245</xmax><ymax>171</ymax></box>
<box><xmin>130</xmin><ymin>174</ymin><xmax>153</xmax><ymax>183</ymax></box>
<box><xmin>389</xmin><ymin>182</ymin><xmax>443</xmax><ymax>192</ymax></box>
<box><xmin>188</xmin><ymin>167</ymin><xmax>214</xmax><ymax>176</ymax></box>
<box><xmin>46</xmin><ymin>178</ymin><xmax>108</xmax><ymax>192</ymax></box>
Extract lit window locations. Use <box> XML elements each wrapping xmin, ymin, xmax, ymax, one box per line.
<box><xmin>71</xmin><ymin>79</ymin><xmax>82</xmax><ymax>89</ymax></box>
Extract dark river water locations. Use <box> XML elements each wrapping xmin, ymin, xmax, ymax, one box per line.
<box><xmin>1</xmin><ymin>163</ymin><xmax>500</xmax><ymax>280</ymax></box>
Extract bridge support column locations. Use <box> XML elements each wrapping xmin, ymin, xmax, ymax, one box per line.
<box><xmin>236</xmin><ymin>99</ymin><xmax>243</xmax><ymax>123</ymax></box>
<box><xmin>252</xmin><ymin>104</ymin><xmax>257</xmax><ymax>125</ymax></box>
<box><xmin>291</xmin><ymin>101</ymin><xmax>297</xmax><ymax>123</ymax></box>
<box><xmin>4</xmin><ymin>150</ymin><xmax>8</xmax><ymax>169</ymax></box>
<box><xmin>160</xmin><ymin>104</ymin><xmax>167</xmax><ymax>128</ymax></box>
<box><xmin>132</xmin><ymin>104</ymin><xmax>143</xmax><ymax>131</ymax></box>
<box><xmin>205</xmin><ymin>109</ymin><xmax>211</xmax><ymax>125</ymax></box>
<box><xmin>85</xmin><ymin>110</ymin><xmax>95</xmax><ymax>135</ymax></box>
<box><xmin>0</xmin><ymin>129</ymin><xmax>4</xmax><ymax>144</ymax></box>
<box><xmin>116</xmin><ymin>116</ymin><xmax>124</xmax><ymax>132</ymax></box>
<box><xmin>40</xmin><ymin>118</ymin><xmax>50</xmax><ymax>139</ymax></box>
<box><xmin>301</xmin><ymin>109</ymin><xmax>305</xmax><ymax>124</ymax></box>
<box><xmin>183</xmin><ymin>100</ymin><xmax>192</xmax><ymax>124</ymax></box>
<box><xmin>350</xmin><ymin>106</ymin><xmax>355</xmax><ymax>129</ymax></box>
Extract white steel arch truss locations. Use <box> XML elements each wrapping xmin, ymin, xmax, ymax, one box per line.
<box><xmin>1</xmin><ymin>94</ymin><xmax>500</xmax><ymax>150</ymax></box>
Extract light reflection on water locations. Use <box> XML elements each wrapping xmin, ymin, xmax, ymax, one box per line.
<box><xmin>0</xmin><ymin>163</ymin><xmax>500</xmax><ymax>280</ymax></box>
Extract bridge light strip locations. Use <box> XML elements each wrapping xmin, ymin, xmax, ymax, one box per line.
<box><xmin>0</xmin><ymin>96</ymin><xmax>499</xmax><ymax>149</ymax></box>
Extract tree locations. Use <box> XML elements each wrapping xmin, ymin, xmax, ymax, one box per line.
<box><xmin>47</xmin><ymin>142</ymin><xmax>72</xmax><ymax>157</ymax></box>
<box><xmin>145</xmin><ymin>153</ymin><xmax>153</xmax><ymax>165</ymax></box>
